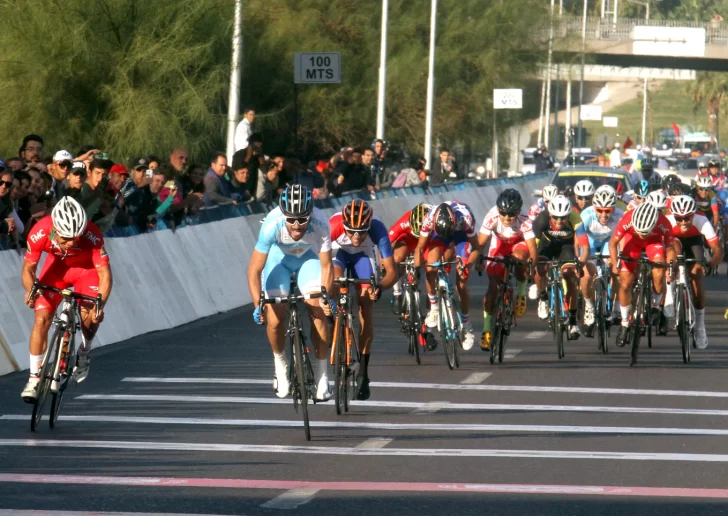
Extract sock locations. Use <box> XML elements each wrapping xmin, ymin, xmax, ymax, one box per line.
<box><xmin>516</xmin><ymin>280</ymin><xmax>527</xmax><ymax>297</ymax></box>
<box><xmin>696</xmin><ymin>308</ymin><xmax>705</xmax><ymax>328</ymax></box>
<box><xmin>651</xmin><ymin>291</ymin><xmax>664</xmax><ymax>308</ymax></box>
<box><xmin>273</xmin><ymin>352</ymin><xmax>287</xmax><ymax>375</ymax></box>
<box><xmin>569</xmin><ymin>309</ymin><xmax>577</xmax><ymax>325</ymax></box>
<box><xmin>539</xmin><ymin>291</ymin><xmax>548</xmax><ymax>301</ymax></box>
<box><xmin>585</xmin><ymin>298</ymin><xmax>595</xmax><ymax>309</ymax></box>
<box><xmin>665</xmin><ymin>282</ymin><xmax>674</xmax><ymax>305</ymax></box>
<box><xmin>79</xmin><ymin>336</ymin><xmax>93</xmax><ymax>354</ymax></box>
<box><xmin>29</xmin><ymin>354</ymin><xmax>43</xmax><ymax>376</ymax></box>
<box><xmin>315</xmin><ymin>358</ymin><xmax>328</xmax><ymax>383</ymax></box>
<box><xmin>359</xmin><ymin>353</ymin><xmax>370</xmax><ymax>379</ymax></box>
<box><xmin>620</xmin><ymin>304</ymin><xmax>631</xmax><ymax>327</ymax></box>
<box><xmin>393</xmin><ymin>278</ymin><xmax>402</xmax><ymax>296</ymax></box>
<box><xmin>483</xmin><ymin>312</ymin><xmax>492</xmax><ymax>332</ymax></box>
<box><xmin>461</xmin><ymin>313</ymin><xmax>469</xmax><ymax>325</ymax></box>
<box><xmin>428</xmin><ymin>294</ymin><xmax>437</xmax><ymax>307</ymax></box>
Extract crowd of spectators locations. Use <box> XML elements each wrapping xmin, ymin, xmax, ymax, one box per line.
<box><xmin>0</xmin><ymin>119</ymin><xmax>472</xmax><ymax>249</ymax></box>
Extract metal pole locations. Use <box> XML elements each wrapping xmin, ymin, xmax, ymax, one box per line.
<box><xmin>538</xmin><ymin>76</ymin><xmax>546</xmax><ymax>147</ymax></box>
<box><xmin>553</xmin><ymin>64</ymin><xmax>561</xmax><ymax>154</ymax></box>
<box><xmin>577</xmin><ymin>0</ymin><xmax>587</xmax><ymax>148</ymax></box>
<box><xmin>641</xmin><ymin>78</ymin><xmax>648</xmax><ymax>146</ymax></box>
<box><xmin>376</xmin><ymin>0</ymin><xmax>389</xmax><ymax>140</ymax></box>
<box><xmin>613</xmin><ymin>0</ymin><xmax>618</xmax><ymax>24</ymax></box>
<box><xmin>424</xmin><ymin>0</ymin><xmax>437</xmax><ymax>172</ymax></box>
<box><xmin>493</xmin><ymin>111</ymin><xmax>498</xmax><ymax>178</ymax></box>
<box><xmin>294</xmin><ymin>84</ymin><xmax>299</xmax><ymax>154</ymax></box>
<box><xmin>559</xmin><ymin>0</ymin><xmax>563</xmax><ymax>15</ymax></box>
<box><xmin>565</xmin><ymin>79</ymin><xmax>572</xmax><ymax>152</ymax></box>
<box><xmin>225</xmin><ymin>0</ymin><xmax>244</xmax><ymax>163</ymax></box>
<box><xmin>544</xmin><ymin>0</ymin><xmax>555</xmax><ymax>149</ymax></box>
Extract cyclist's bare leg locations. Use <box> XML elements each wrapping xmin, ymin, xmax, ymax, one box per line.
<box><xmin>535</xmin><ymin>262</ymin><xmax>549</xmax><ymax>293</ymax></box>
<box><xmin>79</xmin><ymin>305</ymin><xmax>102</xmax><ymax>350</ymax></box>
<box><xmin>29</xmin><ymin>310</ymin><xmax>52</xmax><ymax>358</ymax></box>
<box><xmin>581</xmin><ymin>263</ymin><xmax>596</xmax><ymax>301</ymax></box>
<box><xmin>425</xmin><ymin>245</ymin><xmax>443</xmax><ymax>298</ymax></box>
<box><xmin>562</xmin><ymin>266</ymin><xmax>579</xmax><ymax>311</ymax></box>
<box><xmin>650</xmin><ymin>257</ymin><xmax>666</xmax><ymax>296</ymax></box>
<box><xmin>265</xmin><ymin>304</ymin><xmax>288</xmax><ymax>354</ymax></box>
<box><xmin>690</xmin><ymin>263</ymin><xmax>706</xmax><ymax>310</ymax></box>
<box><xmin>304</xmin><ymin>299</ymin><xmax>328</xmax><ymax>360</ymax></box>
<box><xmin>357</xmin><ymin>294</ymin><xmax>374</xmax><ymax>354</ymax></box>
<box><xmin>618</xmin><ymin>270</ymin><xmax>635</xmax><ymax>307</ymax></box>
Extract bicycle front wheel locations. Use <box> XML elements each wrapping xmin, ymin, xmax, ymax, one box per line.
<box><xmin>32</xmin><ymin>325</ymin><xmax>62</xmax><ymax>432</ymax></box>
<box><xmin>595</xmin><ymin>280</ymin><xmax>608</xmax><ymax>354</ymax></box>
<box><xmin>676</xmin><ymin>284</ymin><xmax>690</xmax><ymax>364</ymax></box>
<box><xmin>629</xmin><ymin>285</ymin><xmax>645</xmax><ymax>367</ymax></box>
<box><xmin>491</xmin><ymin>294</ymin><xmax>503</xmax><ymax>365</ymax></box>
<box><xmin>555</xmin><ymin>290</ymin><xmax>565</xmax><ymax>360</ymax></box>
<box><xmin>292</xmin><ymin>324</ymin><xmax>311</xmax><ymax>441</ymax></box>
<box><xmin>498</xmin><ymin>288</ymin><xmax>513</xmax><ymax>364</ymax></box>
<box><xmin>440</xmin><ymin>296</ymin><xmax>456</xmax><ymax>370</ymax></box>
<box><xmin>333</xmin><ymin>315</ymin><xmax>346</xmax><ymax>416</ymax></box>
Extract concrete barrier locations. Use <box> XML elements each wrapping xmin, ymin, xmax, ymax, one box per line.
<box><xmin>0</xmin><ymin>175</ymin><xmax>549</xmax><ymax>373</ymax></box>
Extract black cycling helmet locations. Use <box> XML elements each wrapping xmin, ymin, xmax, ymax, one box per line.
<box><xmin>708</xmin><ymin>159</ymin><xmax>720</xmax><ymax>168</ymax></box>
<box><xmin>279</xmin><ymin>184</ymin><xmax>313</xmax><ymax>217</ymax></box>
<box><xmin>662</xmin><ymin>173</ymin><xmax>680</xmax><ymax>192</ymax></box>
<box><xmin>433</xmin><ymin>203</ymin><xmax>457</xmax><ymax>238</ymax></box>
<box><xmin>668</xmin><ymin>182</ymin><xmax>691</xmax><ymax>197</ymax></box>
<box><xmin>648</xmin><ymin>173</ymin><xmax>662</xmax><ymax>192</ymax></box>
<box><xmin>496</xmin><ymin>188</ymin><xmax>523</xmax><ymax>215</ymax></box>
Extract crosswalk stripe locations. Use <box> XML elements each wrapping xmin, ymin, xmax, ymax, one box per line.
<box><xmin>69</xmin><ymin>395</ymin><xmax>728</xmax><ymax>417</ymax></box>
<box><xmin>121</xmin><ymin>377</ymin><xmax>728</xmax><ymax>398</ymax></box>
<box><xmin>2</xmin><ymin>438</ymin><xmax>728</xmax><ymax>462</ymax></box>
<box><xmin>260</xmin><ymin>487</ymin><xmax>319</xmax><ymax>509</ymax></box>
<box><xmin>460</xmin><ymin>372</ymin><xmax>491</xmax><ymax>384</ymax></box>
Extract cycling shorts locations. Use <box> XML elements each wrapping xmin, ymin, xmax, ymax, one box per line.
<box><xmin>538</xmin><ymin>242</ymin><xmax>577</xmax><ymax>265</ymax></box>
<box><xmin>425</xmin><ymin>231</ymin><xmax>470</xmax><ymax>261</ymax></box>
<box><xmin>588</xmin><ymin>240</ymin><xmax>610</xmax><ymax>262</ymax></box>
<box><xmin>676</xmin><ymin>235</ymin><xmax>705</xmax><ymax>262</ymax></box>
<box><xmin>393</xmin><ymin>234</ymin><xmax>419</xmax><ymax>257</ymax></box>
<box><xmin>34</xmin><ymin>260</ymin><xmax>99</xmax><ymax>313</ymax></box>
<box><xmin>487</xmin><ymin>238</ymin><xmax>528</xmax><ymax>276</ymax></box>
<box><xmin>262</xmin><ymin>245</ymin><xmax>321</xmax><ymax>297</ymax></box>
<box><xmin>620</xmin><ymin>238</ymin><xmax>665</xmax><ymax>273</ymax></box>
<box><xmin>333</xmin><ymin>248</ymin><xmax>378</xmax><ymax>289</ymax></box>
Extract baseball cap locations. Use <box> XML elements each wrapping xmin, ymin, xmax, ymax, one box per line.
<box><xmin>110</xmin><ymin>164</ymin><xmax>129</xmax><ymax>177</ymax></box>
<box><xmin>131</xmin><ymin>157</ymin><xmax>150</xmax><ymax>170</ymax></box>
<box><xmin>53</xmin><ymin>150</ymin><xmax>73</xmax><ymax>162</ymax></box>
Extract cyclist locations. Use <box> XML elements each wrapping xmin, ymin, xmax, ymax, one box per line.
<box><xmin>527</xmin><ymin>184</ymin><xmax>559</xmax><ymax>221</ymax></box>
<box><xmin>579</xmin><ymin>185</ymin><xmax>624</xmax><ymax>335</ymax></box>
<box><xmin>572</xmin><ymin>179</ymin><xmax>595</xmax><ymax>213</ymax></box>
<box><xmin>697</xmin><ymin>158</ymin><xmax>709</xmax><ymax>178</ymax></box>
<box><xmin>693</xmin><ymin>175</ymin><xmax>720</xmax><ymax>230</ymax></box>
<box><xmin>609</xmin><ymin>202</ymin><xmax>676</xmax><ymax>347</ymax></box>
<box><xmin>708</xmin><ymin>159</ymin><xmax>727</xmax><ymax>190</ymax></box>
<box><xmin>666</xmin><ymin>195</ymin><xmax>723</xmax><ymax>349</ymax></box>
<box><xmin>477</xmin><ymin>189</ymin><xmax>538</xmax><ymax>350</ymax></box>
<box><xmin>330</xmin><ymin>200</ymin><xmax>397</xmax><ymax>400</ymax></box>
<box><xmin>21</xmin><ymin>196</ymin><xmax>113</xmax><ymax>402</ymax></box>
<box><xmin>533</xmin><ymin>195</ymin><xmax>588</xmax><ymax>340</ymax></box>
<box><xmin>247</xmin><ymin>185</ymin><xmax>334</xmax><ymax>401</ymax></box>
<box><xmin>388</xmin><ymin>202</ymin><xmax>431</xmax><ymax>315</ymax></box>
<box><xmin>647</xmin><ymin>190</ymin><xmax>667</xmax><ymax>211</ymax></box>
<box><xmin>626</xmin><ymin>180</ymin><xmax>650</xmax><ymax>211</ymax></box>
<box><xmin>414</xmin><ymin>201</ymin><xmax>481</xmax><ymax>351</ymax></box>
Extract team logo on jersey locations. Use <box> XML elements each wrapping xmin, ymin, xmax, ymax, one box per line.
<box><xmin>29</xmin><ymin>229</ymin><xmax>45</xmax><ymax>244</ymax></box>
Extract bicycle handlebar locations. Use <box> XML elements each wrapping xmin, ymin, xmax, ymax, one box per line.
<box><xmin>260</xmin><ymin>287</ymin><xmax>330</xmax><ymax>306</ymax></box>
<box><xmin>28</xmin><ymin>279</ymin><xmax>103</xmax><ymax>319</ymax></box>
<box><xmin>618</xmin><ymin>255</ymin><xmax>671</xmax><ymax>268</ymax></box>
<box><xmin>478</xmin><ymin>255</ymin><xmax>533</xmax><ymax>277</ymax></box>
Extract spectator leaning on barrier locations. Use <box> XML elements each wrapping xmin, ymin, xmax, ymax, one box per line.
<box><xmin>229</xmin><ymin>161</ymin><xmax>252</xmax><ymax>203</ymax></box>
<box><xmin>234</xmin><ymin>107</ymin><xmax>256</xmax><ymax>152</ymax></box>
<box><xmin>372</xmin><ymin>139</ymin><xmax>387</xmax><ymax>185</ymax></box>
<box><xmin>79</xmin><ymin>159</ymin><xmax>110</xmax><ymax>221</ymax></box>
<box><xmin>289</xmin><ymin>159</ymin><xmax>326</xmax><ymax>193</ymax></box>
<box><xmin>331</xmin><ymin>147</ymin><xmax>373</xmax><ymax>196</ymax></box>
<box><xmin>361</xmin><ymin>148</ymin><xmax>381</xmax><ymax>192</ymax></box>
<box><xmin>6</xmin><ymin>157</ymin><xmax>23</xmax><ymax>172</ymax></box>
<box><xmin>136</xmin><ymin>168</ymin><xmax>178</xmax><ymax>231</ymax></box>
<box><xmin>181</xmin><ymin>163</ymin><xmax>206</xmax><ymax>195</ymax></box>
<box><xmin>256</xmin><ymin>161</ymin><xmax>280</xmax><ymax>205</ymax></box>
<box><xmin>438</xmin><ymin>148</ymin><xmax>457</xmax><ymax>180</ymax></box>
<box><xmin>47</xmin><ymin>149</ymin><xmax>76</xmax><ymax>201</ymax></box>
<box><xmin>390</xmin><ymin>156</ymin><xmax>427</xmax><ymax>188</ymax></box>
<box><xmin>533</xmin><ymin>146</ymin><xmax>554</xmax><ymax>174</ymax></box>
<box><xmin>65</xmin><ymin>162</ymin><xmax>87</xmax><ymax>197</ymax></box>
<box><xmin>204</xmin><ymin>152</ymin><xmax>235</xmax><ymax>206</ymax></box>
<box><xmin>244</xmin><ymin>132</ymin><xmax>266</xmax><ymax>195</ymax></box>
<box><xmin>0</xmin><ymin>170</ymin><xmax>20</xmax><ymax>239</ymax></box>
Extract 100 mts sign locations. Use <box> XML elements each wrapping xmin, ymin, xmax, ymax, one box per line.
<box><xmin>294</xmin><ymin>52</ymin><xmax>342</xmax><ymax>84</ymax></box>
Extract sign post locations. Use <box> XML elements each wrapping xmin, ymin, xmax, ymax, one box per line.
<box><xmin>493</xmin><ymin>89</ymin><xmax>523</xmax><ymax>178</ymax></box>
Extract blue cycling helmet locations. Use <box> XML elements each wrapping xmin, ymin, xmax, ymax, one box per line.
<box><xmin>635</xmin><ymin>179</ymin><xmax>650</xmax><ymax>198</ymax></box>
<box><xmin>279</xmin><ymin>184</ymin><xmax>313</xmax><ymax>217</ymax></box>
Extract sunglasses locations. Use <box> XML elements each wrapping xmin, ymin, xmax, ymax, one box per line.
<box><xmin>57</xmin><ymin>161</ymin><xmax>73</xmax><ymax>169</ymax></box>
<box><xmin>0</xmin><ymin>180</ymin><xmax>13</xmax><ymax>188</ymax></box>
<box><xmin>345</xmin><ymin>227</ymin><xmax>369</xmax><ymax>234</ymax></box>
<box><xmin>550</xmin><ymin>215</ymin><xmax>568</xmax><ymax>221</ymax></box>
<box><xmin>595</xmin><ymin>208</ymin><xmax>613</xmax><ymax>214</ymax></box>
<box><xmin>285</xmin><ymin>216</ymin><xmax>310</xmax><ymax>226</ymax></box>
<box><xmin>674</xmin><ymin>214</ymin><xmax>693</xmax><ymax>222</ymax></box>
<box><xmin>577</xmin><ymin>196</ymin><xmax>592</xmax><ymax>201</ymax></box>
<box><xmin>697</xmin><ymin>187</ymin><xmax>711</xmax><ymax>191</ymax></box>
<box><xmin>498</xmin><ymin>210</ymin><xmax>518</xmax><ymax>218</ymax></box>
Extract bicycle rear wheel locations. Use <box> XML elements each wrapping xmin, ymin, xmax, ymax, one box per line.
<box><xmin>292</xmin><ymin>318</ymin><xmax>311</xmax><ymax>441</ymax></box>
<box><xmin>555</xmin><ymin>289</ymin><xmax>565</xmax><ymax>360</ymax></box>
<box><xmin>50</xmin><ymin>332</ymin><xmax>73</xmax><ymax>429</ymax></box>
<box><xmin>491</xmin><ymin>294</ymin><xmax>503</xmax><ymax>365</ymax></box>
<box><xmin>408</xmin><ymin>289</ymin><xmax>421</xmax><ymax>365</ymax></box>
<box><xmin>32</xmin><ymin>325</ymin><xmax>62</xmax><ymax>432</ymax></box>
<box><xmin>333</xmin><ymin>315</ymin><xmax>346</xmax><ymax>416</ymax></box>
<box><xmin>498</xmin><ymin>288</ymin><xmax>513</xmax><ymax>364</ymax></box>
<box><xmin>595</xmin><ymin>281</ymin><xmax>608</xmax><ymax>354</ymax></box>
<box><xmin>440</xmin><ymin>296</ymin><xmax>456</xmax><ymax>370</ymax></box>
<box><xmin>629</xmin><ymin>283</ymin><xmax>645</xmax><ymax>366</ymax></box>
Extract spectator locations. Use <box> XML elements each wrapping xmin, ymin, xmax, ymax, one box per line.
<box><xmin>256</xmin><ymin>162</ymin><xmax>280</xmax><ymax>204</ymax></box>
<box><xmin>204</xmin><ymin>152</ymin><xmax>235</xmax><ymax>206</ymax></box>
<box><xmin>229</xmin><ymin>161</ymin><xmax>252</xmax><ymax>202</ymax></box>
<box><xmin>331</xmin><ymin>147</ymin><xmax>373</xmax><ymax>196</ymax></box>
<box><xmin>26</xmin><ymin>167</ymin><xmax>44</xmax><ymax>200</ymax></box>
<box><xmin>108</xmin><ymin>164</ymin><xmax>130</xmax><ymax>194</ymax></box>
<box><xmin>270</xmin><ymin>155</ymin><xmax>287</xmax><ymax>194</ymax></box>
<box><xmin>5</xmin><ymin>157</ymin><xmax>23</xmax><ymax>172</ymax></box>
<box><xmin>13</xmin><ymin>171</ymin><xmax>32</xmax><ymax>227</ymax></box>
<box><xmin>438</xmin><ymin>148</ymin><xmax>457</xmax><ymax>180</ymax></box>
<box><xmin>609</xmin><ymin>142</ymin><xmax>621</xmax><ymax>167</ymax></box>
<box><xmin>169</xmin><ymin>147</ymin><xmax>189</xmax><ymax>178</ymax></box>
<box><xmin>372</xmin><ymin>139</ymin><xmax>387</xmax><ymax>185</ymax></box>
<box><xmin>65</xmin><ymin>163</ymin><xmax>87</xmax><ymax>196</ymax></box>
<box><xmin>136</xmin><ymin>169</ymin><xmax>178</xmax><ymax>231</ymax></box>
<box><xmin>0</xmin><ymin>170</ymin><xmax>20</xmax><ymax>240</ymax></box>
<box><xmin>243</xmin><ymin>132</ymin><xmax>266</xmax><ymax>194</ymax></box>
<box><xmin>147</xmin><ymin>155</ymin><xmax>160</xmax><ymax>170</ymax></box>
<box><xmin>19</xmin><ymin>135</ymin><xmax>44</xmax><ymax>167</ymax></box>
<box><xmin>533</xmin><ymin>145</ymin><xmax>555</xmax><ymax>173</ymax></box>
<box><xmin>118</xmin><ymin>158</ymin><xmax>153</xmax><ymax>222</ymax></box>
<box><xmin>390</xmin><ymin>156</ymin><xmax>427</xmax><ymax>188</ymax></box>
<box><xmin>234</xmin><ymin>107</ymin><xmax>255</xmax><ymax>152</ymax></box>
<box><xmin>361</xmin><ymin>148</ymin><xmax>381</xmax><ymax>191</ymax></box>
<box><xmin>288</xmin><ymin>159</ymin><xmax>326</xmax><ymax>193</ymax></box>
<box><xmin>78</xmin><ymin>159</ymin><xmax>110</xmax><ymax>220</ymax></box>
<box><xmin>181</xmin><ymin>164</ymin><xmax>206</xmax><ymax>195</ymax></box>
<box><xmin>48</xmin><ymin>150</ymin><xmax>74</xmax><ymax>200</ymax></box>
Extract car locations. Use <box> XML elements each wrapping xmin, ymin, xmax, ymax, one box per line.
<box><xmin>538</xmin><ymin>165</ymin><xmax>632</xmax><ymax>199</ymax></box>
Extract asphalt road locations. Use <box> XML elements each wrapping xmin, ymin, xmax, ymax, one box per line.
<box><xmin>3</xmin><ymin>270</ymin><xmax>728</xmax><ymax>516</ymax></box>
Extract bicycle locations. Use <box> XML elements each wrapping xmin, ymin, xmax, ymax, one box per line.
<box><xmin>672</xmin><ymin>254</ymin><xmax>702</xmax><ymax>364</ymax></box>
<box><xmin>618</xmin><ymin>255</ymin><xmax>670</xmax><ymax>366</ymax></box>
<box><xmin>399</xmin><ymin>256</ymin><xmax>427</xmax><ymax>365</ymax></box>
<box><xmin>593</xmin><ymin>255</ymin><xmax>616</xmax><ymax>355</ymax></box>
<box><xmin>330</xmin><ymin>271</ymin><xmax>376</xmax><ymax>415</ymax></box>
<box><xmin>481</xmin><ymin>256</ymin><xmax>532</xmax><ymax>365</ymax></box>
<box><xmin>429</xmin><ymin>260</ymin><xmax>463</xmax><ymax>370</ymax></box>
<box><xmin>542</xmin><ymin>259</ymin><xmax>580</xmax><ymax>360</ymax></box>
<box><xmin>259</xmin><ymin>271</ymin><xmax>331</xmax><ymax>441</ymax></box>
<box><xmin>26</xmin><ymin>280</ymin><xmax>102</xmax><ymax>432</ymax></box>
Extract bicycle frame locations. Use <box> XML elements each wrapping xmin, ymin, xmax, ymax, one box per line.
<box><xmin>401</xmin><ymin>256</ymin><xmax>425</xmax><ymax>362</ymax></box>
<box><xmin>429</xmin><ymin>260</ymin><xmax>462</xmax><ymax>369</ymax></box>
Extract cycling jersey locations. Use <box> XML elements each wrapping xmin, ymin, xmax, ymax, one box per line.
<box><xmin>710</xmin><ymin>173</ymin><xmax>727</xmax><ymax>190</ymax></box>
<box><xmin>25</xmin><ymin>216</ymin><xmax>108</xmax><ymax>269</ymax></box>
<box><xmin>532</xmin><ymin>209</ymin><xmax>586</xmax><ymax>248</ymax></box>
<box><xmin>479</xmin><ymin>206</ymin><xmax>535</xmax><ymax>243</ymax></box>
<box><xmin>330</xmin><ymin>213</ymin><xmax>393</xmax><ymax>259</ymax></box>
<box><xmin>527</xmin><ymin>198</ymin><xmax>546</xmax><ymax>221</ymax></box>
<box><xmin>614</xmin><ymin>209</ymin><xmax>674</xmax><ymax>273</ymax></box>
<box><xmin>388</xmin><ymin>209</ymin><xmax>422</xmax><ymax>255</ymax></box>
<box><xmin>692</xmin><ymin>189</ymin><xmax>719</xmax><ymax>218</ymax></box>
<box><xmin>580</xmin><ymin>205</ymin><xmax>625</xmax><ymax>256</ymax></box>
<box><xmin>667</xmin><ymin>213</ymin><xmax>719</xmax><ymax>245</ymax></box>
<box><xmin>420</xmin><ymin>201</ymin><xmax>476</xmax><ymax>239</ymax></box>
<box><xmin>255</xmin><ymin>206</ymin><xmax>331</xmax><ymax>257</ymax></box>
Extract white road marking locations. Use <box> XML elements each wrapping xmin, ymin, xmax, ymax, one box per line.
<box><xmin>260</xmin><ymin>487</ymin><xmax>320</xmax><ymax>509</ymax></box>
<box><xmin>0</xmin><ymin>512</ymin><xmax>236</xmax><ymax>516</ymax></box>
<box><xmin>355</xmin><ymin>438</ymin><xmax>393</xmax><ymax>449</ymax></box>
<box><xmin>503</xmin><ymin>349</ymin><xmax>522</xmax><ymax>359</ymax></box>
<box><xmin>460</xmin><ymin>372</ymin><xmax>491</xmax><ymax>384</ymax></box>
<box><xmin>410</xmin><ymin>402</ymin><xmax>446</xmax><ymax>415</ymax></box>
<box><xmin>121</xmin><ymin>378</ymin><xmax>728</xmax><ymax>398</ymax></box>
<box><xmin>68</xmin><ymin>396</ymin><xmax>728</xmax><ymax>417</ymax></box>
<box><xmin>4</xmin><ymin>438</ymin><xmax>728</xmax><ymax>462</ymax></box>
<box><xmin>526</xmin><ymin>331</ymin><xmax>547</xmax><ymax>339</ymax></box>
<box><xmin>2</xmin><ymin>414</ymin><xmax>728</xmax><ymax>436</ymax></box>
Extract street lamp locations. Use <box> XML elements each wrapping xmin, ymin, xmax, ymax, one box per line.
<box><xmin>624</xmin><ymin>0</ymin><xmax>650</xmax><ymax>146</ymax></box>
<box><xmin>576</xmin><ymin>0</ymin><xmax>587</xmax><ymax>149</ymax></box>
<box><xmin>423</xmin><ymin>0</ymin><xmax>437</xmax><ymax>171</ymax></box>
<box><xmin>376</xmin><ymin>0</ymin><xmax>389</xmax><ymax>140</ymax></box>
<box><xmin>225</xmin><ymin>0</ymin><xmax>244</xmax><ymax>163</ymax></box>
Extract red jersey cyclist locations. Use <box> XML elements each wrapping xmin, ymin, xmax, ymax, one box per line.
<box><xmin>21</xmin><ymin>196</ymin><xmax>113</xmax><ymax>402</ymax></box>
<box><xmin>388</xmin><ymin>202</ymin><xmax>431</xmax><ymax>314</ymax></box>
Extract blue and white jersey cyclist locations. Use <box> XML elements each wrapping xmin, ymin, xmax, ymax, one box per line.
<box><xmin>578</xmin><ymin>184</ymin><xmax>624</xmax><ymax>333</ymax></box>
<box><xmin>329</xmin><ymin>200</ymin><xmax>397</xmax><ymax>401</ymax></box>
<box><xmin>247</xmin><ymin>184</ymin><xmax>334</xmax><ymax>402</ymax></box>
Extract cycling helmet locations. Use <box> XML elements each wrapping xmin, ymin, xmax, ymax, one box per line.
<box><xmin>696</xmin><ymin>175</ymin><xmax>713</xmax><ymax>189</ymax></box>
<box><xmin>708</xmin><ymin>159</ymin><xmax>720</xmax><ymax>168</ymax></box>
<box><xmin>51</xmin><ymin>196</ymin><xmax>88</xmax><ymax>238</ymax></box>
<box><xmin>632</xmin><ymin>201</ymin><xmax>658</xmax><ymax>234</ymax></box>
<box><xmin>542</xmin><ymin>184</ymin><xmax>559</xmax><ymax>203</ymax></box>
<box><xmin>668</xmin><ymin>182</ymin><xmax>691</xmax><ymax>197</ymax></box>
<box><xmin>593</xmin><ymin>185</ymin><xmax>617</xmax><ymax>208</ymax></box>
<box><xmin>547</xmin><ymin>195</ymin><xmax>572</xmax><ymax>217</ymax></box>
<box><xmin>641</xmin><ymin>159</ymin><xmax>654</xmax><ymax>173</ymax></box>
<box><xmin>342</xmin><ymin>199</ymin><xmax>373</xmax><ymax>231</ymax></box>
<box><xmin>670</xmin><ymin>195</ymin><xmax>697</xmax><ymax>216</ymax></box>
<box><xmin>408</xmin><ymin>203</ymin><xmax>430</xmax><ymax>237</ymax></box>
<box><xmin>646</xmin><ymin>190</ymin><xmax>667</xmax><ymax>210</ymax></box>
<box><xmin>574</xmin><ymin>179</ymin><xmax>595</xmax><ymax>197</ymax></box>
<box><xmin>698</xmin><ymin>157</ymin><xmax>709</xmax><ymax>169</ymax></box>
<box><xmin>433</xmin><ymin>203</ymin><xmax>457</xmax><ymax>238</ymax></box>
<box><xmin>635</xmin><ymin>179</ymin><xmax>650</xmax><ymax>198</ymax></box>
<box><xmin>496</xmin><ymin>188</ymin><xmax>523</xmax><ymax>214</ymax></box>
<box><xmin>648</xmin><ymin>173</ymin><xmax>662</xmax><ymax>192</ymax></box>
<box><xmin>279</xmin><ymin>184</ymin><xmax>313</xmax><ymax>217</ymax></box>
<box><xmin>662</xmin><ymin>174</ymin><xmax>680</xmax><ymax>192</ymax></box>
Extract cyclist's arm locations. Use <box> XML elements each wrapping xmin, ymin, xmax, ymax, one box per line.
<box><xmin>21</xmin><ymin>261</ymin><xmax>37</xmax><ymax>295</ymax></box>
<box><xmin>379</xmin><ymin>256</ymin><xmax>397</xmax><ymax>290</ymax></box>
<box><xmin>466</xmin><ymin>234</ymin><xmax>481</xmax><ymax>267</ymax></box>
<box><xmin>414</xmin><ymin>234</ymin><xmax>429</xmax><ymax>268</ymax></box>
<box><xmin>608</xmin><ymin>235</ymin><xmax>621</xmax><ymax>269</ymax></box>
<box><xmin>575</xmin><ymin>224</ymin><xmax>589</xmax><ymax>264</ymax></box>
<box><xmin>319</xmin><ymin>249</ymin><xmax>333</xmax><ymax>294</ymax></box>
<box><xmin>247</xmin><ymin>250</ymin><xmax>268</xmax><ymax>307</ymax></box>
<box><xmin>708</xmin><ymin>239</ymin><xmax>723</xmax><ymax>267</ymax></box>
<box><xmin>96</xmin><ymin>265</ymin><xmax>113</xmax><ymax>305</ymax></box>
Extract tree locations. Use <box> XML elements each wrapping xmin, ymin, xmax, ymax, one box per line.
<box><xmin>686</xmin><ymin>72</ymin><xmax>728</xmax><ymax>144</ymax></box>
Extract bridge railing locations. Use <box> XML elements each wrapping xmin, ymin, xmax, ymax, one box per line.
<box><xmin>551</xmin><ymin>16</ymin><xmax>728</xmax><ymax>46</ymax></box>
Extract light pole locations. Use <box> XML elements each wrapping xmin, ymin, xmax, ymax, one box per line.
<box><xmin>577</xmin><ymin>0</ymin><xmax>587</xmax><ymax>149</ymax></box>
<box><xmin>424</xmin><ymin>0</ymin><xmax>438</xmax><ymax>171</ymax></box>
<box><xmin>225</xmin><ymin>0</ymin><xmax>244</xmax><ymax>163</ymax></box>
<box><xmin>624</xmin><ymin>0</ymin><xmax>650</xmax><ymax>145</ymax></box>
<box><xmin>544</xmin><ymin>0</ymin><xmax>555</xmax><ymax>149</ymax></box>
<box><xmin>376</xmin><ymin>0</ymin><xmax>389</xmax><ymax>140</ymax></box>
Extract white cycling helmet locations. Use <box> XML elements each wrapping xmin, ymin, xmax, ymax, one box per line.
<box><xmin>574</xmin><ymin>179</ymin><xmax>595</xmax><ymax>197</ymax></box>
<box><xmin>646</xmin><ymin>190</ymin><xmax>667</xmax><ymax>210</ymax></box>
<box><xmin>632</xmin><ymin>201</ymin><xmax>658</xmax><ymax>234</ymax></box>
<box><xmin>542</xmin><ymin>184</ymin><xmax>559</xmax><ymax>203</ymax></box>
<box><xmin>548</xmin><ymin>195</ymin><xmax>572</xmax><ymax>217</ymax></box>
<box><xmin>593</xmin><ymin>185</ymin><xmax>617</xmax><ymax>208</ymax></box>
<box><xmin>696</xmin><ymin>175</ymin><xmax>713</xmax><ymax>189</ymax></box>
<box><xmin>670</xmin><ymin>195</ymin><xmax>697</xmax><ymax>217</ymax></box>
<box><xmin>51</xmin><ymin>196</ymin><xmax>88</xmax><ymax>238</ymax></box>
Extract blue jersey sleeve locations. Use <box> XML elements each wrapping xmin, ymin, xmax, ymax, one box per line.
<box><xmin>370</xmin><ymin>219</ymin><xmax>394</xmax><ymax>259</ymax></box>
<box><xmin>255</xmin><ymin>214</ymin><xmax>282</xmax><ymax>254</ymax></box>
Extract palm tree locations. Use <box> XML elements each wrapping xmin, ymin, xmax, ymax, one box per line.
<box><xmin>686</xmin><ymin>72</ymin><xmax>728</xmax><ymax>148</ymax></box>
